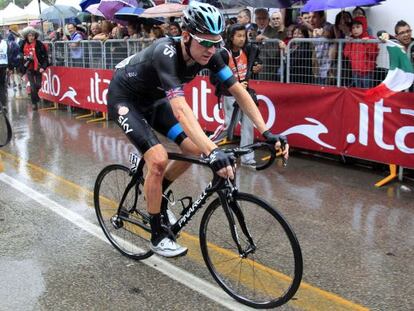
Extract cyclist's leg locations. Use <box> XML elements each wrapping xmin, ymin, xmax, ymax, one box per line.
<box><xmin>108</xmin><ymin>98</ymin><xmax>187</xmax><ymax>257</ymax></box>
<box><xmin>146</xmin><ymin>99</ymin><xmax>200</xmax><ymax>187</ymax></box>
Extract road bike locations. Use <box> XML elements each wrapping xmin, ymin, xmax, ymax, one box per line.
<box><xmin>94</xmin><ymin>142</ymin><xmax>303</xmax><ymax>309</ymax></box>
<box><xmin>0</xmin><ymin>105</ymin><xmax>12</xmax><ymax>147</ymax></box>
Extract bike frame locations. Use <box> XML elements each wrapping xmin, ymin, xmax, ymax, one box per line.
<box><xmin>114</xmin><ymin>151</ymin><xmax>256</xmax><ymax>255</ymax></box>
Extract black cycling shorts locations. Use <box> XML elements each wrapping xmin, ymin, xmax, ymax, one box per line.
<box><xmin>108</xmin><ymin>91</ymin><xmax>187</xmax><ymax>154</ymax></box>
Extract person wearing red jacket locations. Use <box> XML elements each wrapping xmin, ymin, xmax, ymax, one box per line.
<box><xmin>343</xmin><ymin>16</ymin><xmax>378</xmax><ymax>88</ymax></box>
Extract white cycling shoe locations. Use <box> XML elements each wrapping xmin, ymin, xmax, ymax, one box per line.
<box><xmin>150</xmin><ymin>237</ymin><xmax>188</xmax><ymax>258</ymax></box>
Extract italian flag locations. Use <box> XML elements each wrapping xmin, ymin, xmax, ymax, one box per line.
<box><xmin>365</xmin><ymin>40</ymin><xmax>414</xmax><ymax>103</ymax></box>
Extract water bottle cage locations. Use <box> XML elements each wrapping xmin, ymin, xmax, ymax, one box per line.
<box><xmin>179</xmin><ymin>196</ymin><xmax>193</xmax><ymax>215</ymax></box>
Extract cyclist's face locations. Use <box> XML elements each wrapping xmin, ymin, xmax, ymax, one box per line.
<box><xmin>186</xmin><ymin>32</ymin><xmax>222</xmax><ymax>65</ymax></box>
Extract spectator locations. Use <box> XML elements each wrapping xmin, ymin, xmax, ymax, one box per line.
<box><xmin>66</xmin><ymin>23</ymin><xmax>83</xmax><ymax>67</ymax></box>
<box><xmin>300</xmin><ymin>12</ymin><xmax>311</xmax><ymax>25</ymax></box>
<box><xmin>88</xmin><ymin>22</ymin><xmax>102</xmax><ymax>40</ymax></box>
<box><xmin>310</xmin><ymin>10</ymin><xmax>331</xmax><ymax>31</ymax></box>
<box><xmin>334</xmin><ymin>11</ymin><xmax>352</xmax><ymax>39</ymax></box>
<box><xmin>93</xmin><ymin>20</ymin><xmax>113</xmax><ymax>41</ymax></box>
<box><xmin>343</xmin><ymin>16</ymin><xmax>378</xmax><ymax>88</ymax></box>
<box><xmin>167</xmin><ymin>22</ymin><xmax>182</xmax><ymax>37</ymax></box>
<box><xmin>149</xmin><ymin>25</ymin><xmax>165</xmax><ymax>41</ymax></box>
<box><xmin>312</xmin><ymin>23</ymin><xmax>337</xmax><ymax>85</ymax></box>
<box><xmin>254</xmin><ymin>8</ymin><xmax>279</xmax><ymax>42</ymax></box>
<box><xmin>394</xmin><ymin>20</ymin><xmax>413</xmax><ymax>52</ymax></box>
<box><xmin>0</xmin><ymin>33</ymin><xmax>12</xmax><ymax>111</ymax></box>
<box><xmin>210</xmin><ymin>24</ymin><xmax>262</xmax><ymax>167</ymax></box>
<box><xmin>269</xmin><ymin>11</ymin><xmax>287</xmax><ymax>40</ymax></box>
<box><xmin>333</xmin><ymin>11</ymin><xmax>353</xmax><ymax>86</ymax></box>
<box><xmin>237</xmin><ymin>8</ymin><xmax>251</xmax><ymax>27</ymax></box>
<box><xmin>6</xmin><ymin>33</ymin><xmax>21</xmax><ymax>92</ymax></box>
<box><xmin>352</xmin><ymin>6</ymin><xmax>373</xmax><ymax>35</ymax></box>
<box><xmin>76</xmin><ymin>24</ymin><xmax>88</xmax><ymax>40</ymax></box>
<box><xmin>126</xmin><ymin>23</ymin><xmax>140</xmax><ymax>39</ymax></box>
<box><xmin>18</xmin><ymin>27</ymin><xmax>48</xmax><ymax>110</ymax></box>
<box><xmin>246</xmin><ymin>23</ymin><xmax>259</xmax><ymax>42</ymax></box>
<box><xmin>106</xmin><ymin>26</ymin><xmax>127</xmax><ymax>69</ymax></box>
<box><xmin>281</xmin><ymin>25</ymin><xmax>313</xmax><ymax>84</ymax></box>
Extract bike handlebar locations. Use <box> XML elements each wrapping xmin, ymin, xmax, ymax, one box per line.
<box><xmin>205</xmin><ymin>142</ymin><xmax>281</xmax><ymax>193</ymax></box>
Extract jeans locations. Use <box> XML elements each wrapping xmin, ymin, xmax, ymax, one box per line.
<box><xmin>223</xmin><ymin>96</ymin><xmax>255</xmax><ymax>163</ymax></box>
<box><xmin>27</xmin><ymin>70</ymin><xmax>42</xmax><ymax>105</ymax></box>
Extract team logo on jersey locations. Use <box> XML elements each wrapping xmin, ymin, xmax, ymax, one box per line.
<box><xmin>163</xmin><ymin>45</ymin><xmax>176</xmax><ymax>58</ymax></box>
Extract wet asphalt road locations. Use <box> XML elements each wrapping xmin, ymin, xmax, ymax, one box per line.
<box><xmin>0</xmin><ymin>90</ymin><xmax>413</xmax><ymax>311</ymax></box>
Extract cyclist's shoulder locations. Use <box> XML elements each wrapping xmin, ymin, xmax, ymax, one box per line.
<box><xmin>152</xmin><ymin>37</ymin><xmax>180</xmax><ymax>58</ymax></box>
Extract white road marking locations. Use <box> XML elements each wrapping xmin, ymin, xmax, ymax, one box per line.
<box><xmin>0</xmin><ymin>173</ymin><xmax>253</xmax><ymax>311</ymax></box>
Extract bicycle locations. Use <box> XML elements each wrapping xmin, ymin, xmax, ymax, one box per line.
<box><xmin>0</xmin><ymin>105</ymin><xmax>12</xmax><ymax>147</ymax></box>
<box><xmin>94</xmin><ymin>142</ymin><xmax>303</xmax><ymax>309</ymax></box>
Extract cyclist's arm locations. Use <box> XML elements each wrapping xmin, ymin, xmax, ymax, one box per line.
<box><xmin>169</xmin><ymin>96</ymin><xmax>216</xmax><ymax>156</ymax></box>
<box><xmin>228</xmin><ymin>82</ymin><xmax>268</xmax><ymax>134</ymax></box>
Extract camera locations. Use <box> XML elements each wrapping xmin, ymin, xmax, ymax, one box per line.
<box><xmin>24</xmin><ymin>55</ymin><xmax>34</xmax><ymax>68</ymax></box>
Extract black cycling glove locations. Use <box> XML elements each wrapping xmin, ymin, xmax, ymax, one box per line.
<box><xmin>262</xmin><ymin>130</ymin><xmax>288</xmax><ymax>149</ymax></box>
<box><xmin>208</xmin><ymin>148</ymin><xmax>235</xmax><ymax>172</ymax></box>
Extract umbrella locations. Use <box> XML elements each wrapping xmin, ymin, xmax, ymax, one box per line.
<box><xmin>97</xmin><ymin>0</ymin><xmax>138</xmax><ymax>20</ymax></box>
<box><xmin>140</xmin><ymin>3</ymin><xmax>187</xmax><ymax>18</ymax></box>
<box><xmin>40</xmin><ymin>4</ymin><xmax>80</xmax><ymax>22</ymax></box>
<box><xmin>80</xmin><ymin>0</ymin><xmax>100</xmax><ymax>12</ymax></box>
<box><xmin>114</xmin><ymin>6</ymin><xmax>164</xmax><ymax>25</ymax></box>
<box><xmin>114</xmin><ymin>6</ymin><xmax>145</xmax><ymax>22</ymax></box>
<box><xmin>85</xmin><ymin>4</ymin><xmax>105</xmax><ymax>17</ymax></box>
<box><xmin>218</xmin><ymin>0</ymin><xmax>293</xmax><ymax>8</ymax></box>
<box><xmin>301</xmin><ymin>0</ymin><xmax>382</xmax><ymax>12</ymax></box>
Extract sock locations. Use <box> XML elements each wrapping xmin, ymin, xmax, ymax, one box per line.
<box><xmin>149</xmin><ymin>213</ymin><xmax>165</xmax><ymax>244</ymax></box>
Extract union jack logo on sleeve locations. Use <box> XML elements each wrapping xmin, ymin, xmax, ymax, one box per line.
<box><xmin>166</xmin><ymin>87</ymin><xmax>185</xmax><ymax>100</ymax></box>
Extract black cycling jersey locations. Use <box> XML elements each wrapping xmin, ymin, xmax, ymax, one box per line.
<box><xmin>110</xmin><ymin>37</ymin><xmax>237</xmax><ymax>103</ymax></box>
<box><xmin>107</xmin><ymin>37</ymin><xmax>237</xmax><ymax>155</ymax></box>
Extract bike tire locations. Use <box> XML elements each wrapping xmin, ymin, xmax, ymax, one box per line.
<box><xmin>94</xmin><ymin>164</ymin><xmax>153</xmax><ymax>260</ymax></box>
<box><xmin>199</xmin><ymin>192</ymin><xmax>302</xmax><ymax>309</ymax></box>
<box><xmin>0</xmin><ymin>110</ymin><xmax>12</xmax><ymax>147</ymax></box>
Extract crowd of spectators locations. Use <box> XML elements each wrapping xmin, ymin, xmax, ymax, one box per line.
<box><xmin>1</xmin><ymin>6</ymin><xmax>414</xmax><ymax>89</ymax></box>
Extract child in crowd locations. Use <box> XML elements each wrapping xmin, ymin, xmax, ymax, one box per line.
<box><xmin>343</xmin><ymin>16</ymin><xmax>378</xmax><ymax>88</ymax></box>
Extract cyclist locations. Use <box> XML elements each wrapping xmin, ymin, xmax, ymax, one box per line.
<box><xmin>107</xmin><ymin>1</ymin><xmax>289</xmax><ymax>258</ymax></box>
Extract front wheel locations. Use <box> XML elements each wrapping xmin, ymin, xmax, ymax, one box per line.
<box><xmin>94</xmin><ymin>164</ymin><xmax>153</xmax><ymax>260</ymax></box>
<box><xmin>200</xmin><ymin>192</ymin><xmax>302</xmax><ymax>309</ymax></box>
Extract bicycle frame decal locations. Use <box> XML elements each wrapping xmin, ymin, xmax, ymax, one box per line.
<box><xmin>173</xmin><ymin>183</ymin><xmax>212</xmax><ymax>233</ymax></box>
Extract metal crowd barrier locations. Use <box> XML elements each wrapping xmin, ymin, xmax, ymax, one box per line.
<box><xmin>285</xmin><ymin>38</ymin><xmax>390</xmax><ymax>88</ymax></box>
<box><xmin>45</xmin><ymin>38</ymin><xmax>414</xmax><ymax>91</ymax></box>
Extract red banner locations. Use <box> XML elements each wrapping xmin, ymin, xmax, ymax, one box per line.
<box><xmin>184</xmin><ymin>77</ymin><xmax>414</xmax><ymax>168</ymax></box>
<box><xmin>39</xmin><ymin>67</ymin><xmax>113</xmax><ymax>113</ymax></box>
<box><xmin>39</xmin><ymin>67</ymin><xmax>414</xmax><ymax>168</ymax></box>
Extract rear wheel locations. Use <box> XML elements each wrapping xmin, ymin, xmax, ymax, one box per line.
<box><xmin>0</xmin><ymin>110</ymin><xmax>12</xmax><ymax>147</ymax></box>
<box><xmin>94</xmin><ymin>164</ymin><xmax>153</xmax><ymax>260</ymax></box>
<box><xmin>200</xmin><ymin>192</ymin><xmax>302</xmax><ymax>308</ymax></box>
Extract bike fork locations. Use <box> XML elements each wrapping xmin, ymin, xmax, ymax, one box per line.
<box><xmin>219</xmin><ymin>191</ymin><xmax>256</xmax><ymax>257</ymax></box>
